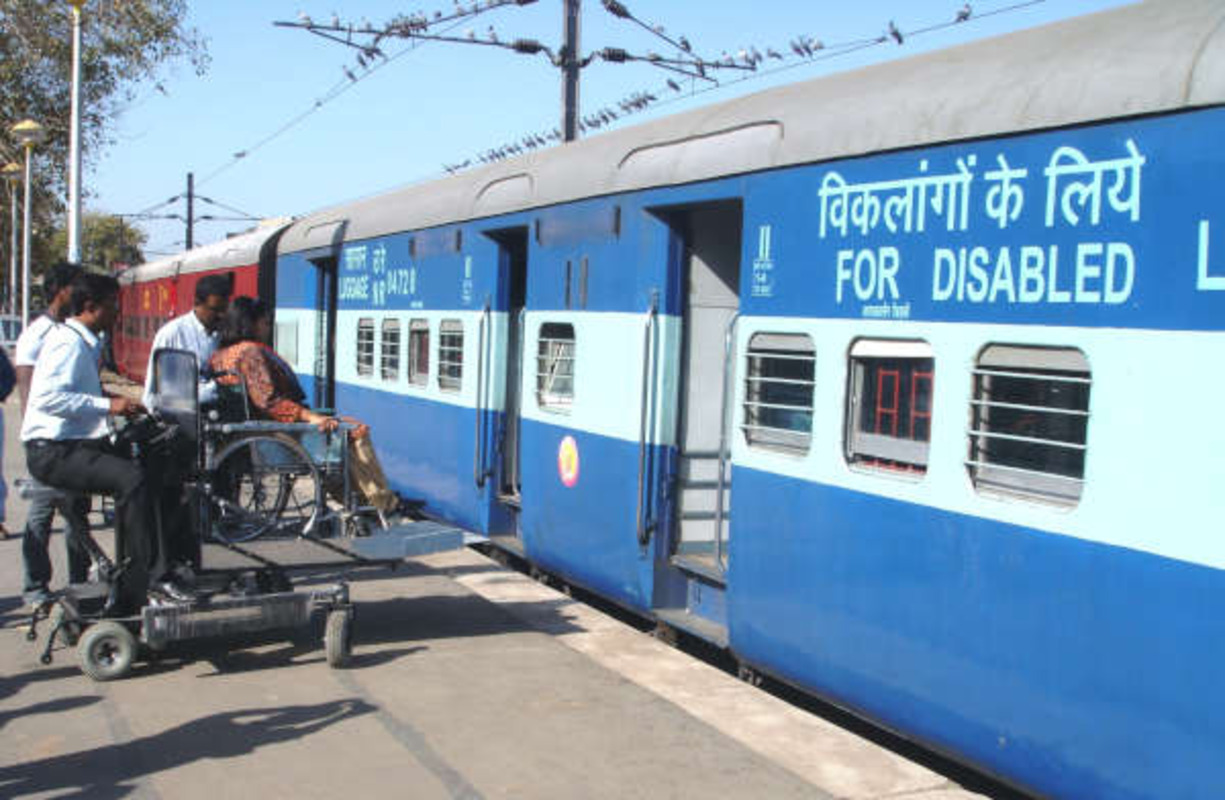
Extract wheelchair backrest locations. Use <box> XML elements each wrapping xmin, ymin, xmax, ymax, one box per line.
<box><xmin>151</xmin><ymin>348</ymin><xmax>201</xmax><ymax>441</ymax></box>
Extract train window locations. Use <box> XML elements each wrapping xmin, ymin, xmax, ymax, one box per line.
<box><xmin>356</xmin><ymin>318</ymin><xmax>375</xmax><ymax>378</ymax></box>
<box><xmin>845</xmin><ymin>339</ymin><xmax>934</xmax><ymax>475</ymax></box>
<box><xmin>536</xmin><ymin>323</ymin><xmax>575</xmax><ymax>411</ymax></box>
<box><xmin>968</xmin><ymin>345</ymin><xmax>1090</xmax><ymax>506</ymax></box>
<box><xmin>408</xmin><ymin>319</ymin><xmax>429</xmax><ymax>386</ymax></box>
<box><xmin>742</xmin><ymin>333</ymin><xmax>815</xmax><ymax>454</ymax></box>
<box><xmin>275</xmin><ymin>321</ymin><xmax>299</xmax><ymax>368</ymax></box>
<box><xmin>381</xmin><ymin>319</ymin><xmax>401</xmax><ymax>381</ymax></box>
<box><xmin>438</xmin><ymin>319</ymin><xmax>463</xmax><ymax>392</ymax></box>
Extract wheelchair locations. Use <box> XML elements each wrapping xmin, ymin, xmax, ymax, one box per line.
<box><xmin>25</xmin><ymin>348</ymin><xmax>465</xmax><ymax>681</ymax></box>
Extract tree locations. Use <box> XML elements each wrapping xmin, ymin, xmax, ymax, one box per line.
<box><xmin>1</xmin><ymin>1</ymin><xmax>206</xmax><ymax>277</ymax></box>
<box><xmin>46</xmin><ymin>212</ymin><xmax>146</xmax><ymax>271</ymax></box>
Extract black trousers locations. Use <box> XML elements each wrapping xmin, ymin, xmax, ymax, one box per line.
<box><xmin>26</xmin><ymin>438</ymin><xmax>163</xmax><ymax>609</ymax></box>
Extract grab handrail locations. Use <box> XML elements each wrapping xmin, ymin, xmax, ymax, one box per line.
<box><xmin>635</xmin><ymin>293</ymin><xmax>659</xmax><ymax>547</ymax></box>
<box><xmin>713</xmin><ymin>312</ymin><xmax>739</xmax><ymax>570</ymax></box>
<box><xmin>473</xmin><ymin>300</ymin><xmax>491</xmax><ymax>488</ymax></box>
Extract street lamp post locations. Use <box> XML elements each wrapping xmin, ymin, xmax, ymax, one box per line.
<box><xmin>67</xmin><ymin>0</ymin><xmax>87</xmax><ymax>263</ymax></box>
<box><xmin>11</xmin><ymin>119</ymin><xmax>46</xmax><ymax>330</ymax></box>
<box><xmin>2</xmin><ymin>163</ymin><xmax>21</xmax><ymax>316</ymax></box>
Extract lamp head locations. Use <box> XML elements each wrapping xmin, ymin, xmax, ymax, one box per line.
<box><xmin>10</xmin><ymin>119</ymin><xmax>46</xmax><ymax>149</ymax></box>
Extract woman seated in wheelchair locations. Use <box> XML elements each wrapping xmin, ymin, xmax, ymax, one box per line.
<box><xmin>208</xmin><ymin>297</ymin><xmax>403</xmax><ymax>520</ymax></box>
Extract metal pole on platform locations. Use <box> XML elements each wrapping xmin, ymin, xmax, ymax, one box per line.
<box><xmin>3</xmin><ymin>163</ymin><xmax>20</xmax><ymax>315</ymax></box>
<box><xmin>66</xmin><ymin>0</ymin><xmax>87</xmax><ymax>263</ymax></box>
<box><xmin>11</xmin><ymin>119</ymin><xmax>46</xmax><ymax>330</ymax></box>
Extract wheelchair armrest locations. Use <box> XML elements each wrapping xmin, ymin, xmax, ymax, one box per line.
<box><xmin>205</xmin><ymin>421</ymin><xmax>356</xmax><ymax>436</ymax></box>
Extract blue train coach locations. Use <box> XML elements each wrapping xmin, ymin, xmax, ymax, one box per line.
<box><xmin>268</xmin><ymin>1</ymin><xmax>1224</xmax><ymax>796</ymax></box>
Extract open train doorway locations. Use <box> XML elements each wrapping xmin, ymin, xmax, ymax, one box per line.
<box><xmin>661</xmin><ymin>201</ymin><xmax>742</xmax><ymax>584</ymax></box>
<box><xmin>486</xmin><ymin>226</ymin><xmax>529</xmax><ymax>543</ymax></box>
<box><xmin>308</xmin><ymin>253</ymin><xmax>338</xmax><ymax>410</ymax></box>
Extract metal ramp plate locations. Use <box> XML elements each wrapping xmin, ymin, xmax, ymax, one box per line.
<box><xmin>201</xmin><ymin>520</ymin><xmax>473</xmax><ymax>571</ymax></box>
<box><xmin>348</xmin><ymin>521</ymin><xmax>469</xmax><ymax>560</ymax></box>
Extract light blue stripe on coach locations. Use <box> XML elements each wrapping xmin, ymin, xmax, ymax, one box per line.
<box><xmin>729</xmin><ymin>315</ymin><xmax>1225</xmax><ymax>571</ymax></box>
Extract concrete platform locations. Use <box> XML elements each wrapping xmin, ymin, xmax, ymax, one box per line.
<box><xmin>0</xmin><ymin>392</ymin><xmax>1003</xmax><ymax>799</ymax></box>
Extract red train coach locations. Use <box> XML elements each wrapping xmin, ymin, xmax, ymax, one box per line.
<box><xmin>114</xmin><ymin>221</ymin><xmax>290</xmax><ymax>384</ymax></box>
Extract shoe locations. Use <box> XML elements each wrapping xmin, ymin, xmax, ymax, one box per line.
<box><xmin>151</xmin><ymin>578</ymin><xmax>197</xmax><ymax>604</ymax></box>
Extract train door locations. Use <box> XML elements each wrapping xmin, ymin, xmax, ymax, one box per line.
<box><xmin>485</xmin><ymin>227</ymin><xmax>529</xmax><ymax>546</ymax></box>
<box><xmin>308</xmin><ymin>253</ymin><xmax>339</xmax><ymax>409</ymax></box>
<box><xmin>652</xmin><ymin>201</ymin><xmax>742</xmax><ymax>642</ymax></box>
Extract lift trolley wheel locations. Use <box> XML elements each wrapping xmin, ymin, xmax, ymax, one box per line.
<box><xmin>324</xmin><ymin>608</ymin><xmax>353</xmax><ymax>668</ymax></box>
<box><xmin>78</xmin><ymin>621</ymin><xmax>138</xmax><ymax>682</ymax></box>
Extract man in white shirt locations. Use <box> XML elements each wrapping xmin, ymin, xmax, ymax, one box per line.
<box><xmin>141</xmin><ymin>272</ymin><xmax>232</xmax><ymax>409</ymax></box>
<box><xmin>23</xmin><ymin>273</ymin><xmax>188</xmax><ymax>610</ymax></box>
<box><xmin>14</xmin><ymin>262</ymin><xmax>93</xmax><ymax>606</ymax></box>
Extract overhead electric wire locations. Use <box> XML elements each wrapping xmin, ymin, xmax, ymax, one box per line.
<box><xmin>194</xmin><ymin>2</ymin><xmax>517</xmax><ymax>188</ymax></box>
<box><xmin>128</xmin><ymin>0</ymin><xmax>1044</xmax><ymax>251</ymax></box>
<box><xmin>455</xmin><ymin>0</ymin><xmax>1046</xmax><ymax>168</ymax></box>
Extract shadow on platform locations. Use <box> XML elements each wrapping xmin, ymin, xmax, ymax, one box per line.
<box><xmin>0</xmin><ymin>698</ymin><xmax>375</xmax><ymax>799</ymax></box>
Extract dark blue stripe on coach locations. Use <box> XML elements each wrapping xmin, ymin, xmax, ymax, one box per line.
<box><xmin>728</xmin><ymin>466</ymin><xmax>1225</xmax><ymax>799</ymax></box>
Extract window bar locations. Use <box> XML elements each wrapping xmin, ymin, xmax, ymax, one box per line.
<box><xmin>969</xmin><ymin>399</ymin><xmax>1090</xmax><ymax>417</ymax></box>
<box><xmin>741</xmin><ymin>375</ymin><xmax>816</xmax><ymax>387</ymax></box>
<box><xmin>967</xmin><ymin>428</ymin><xmax>1088</xmax><ymax>449</ymax></box>
<box><xmin>965</xmin><ymin>458</ymin><xmax>1086</xmax><ymax>483</ymax></box>
<box><xmin>972</xmin><ymin>367</ymin><xmax>1092</xmax><ymax>384</ymax></box>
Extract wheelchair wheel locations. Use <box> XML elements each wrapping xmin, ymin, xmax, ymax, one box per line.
<box><xmin>78</xmin><ymin>621</ymin><xmax>137</xmax><ymax>682</ymax></box>
<box><xmin>210</xmin><ymin>434</ymin><xmax>323</xmax><ymax>543</ymax></box>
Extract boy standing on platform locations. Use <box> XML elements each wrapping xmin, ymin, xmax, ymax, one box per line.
<box><xmin>14</xmin><ymin>262</ymin><xmax>92</xmax><ymax>606</ymax></box>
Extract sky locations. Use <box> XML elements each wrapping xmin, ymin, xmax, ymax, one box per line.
<box><xmin>86</xmin><ymin>0</ymin><xmax>1130</xmax><ymax>259</ymax></box>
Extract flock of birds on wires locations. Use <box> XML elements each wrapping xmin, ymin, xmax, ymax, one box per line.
<box><xmin>279</xmin><ymin>0</ymin><xmax>992</xmax><ymax>173</ymax></box>
<box><xmin>127</xmin><ymin>0</ymin><xmax>1037</xmax><ymax>253</ymax></box>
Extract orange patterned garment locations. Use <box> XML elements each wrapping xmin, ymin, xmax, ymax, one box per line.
<box><xmin>209</xmin><ymin>340</ymin><xmax>307</xmax><ymax>423</ymax></box>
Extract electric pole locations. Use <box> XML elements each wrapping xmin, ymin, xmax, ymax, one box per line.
<box><xmin>561</xmin><ymin>0</ymin><xmax>581</xmax><ymax>142</ymax></box>
<box><xmin>186</xmin><ymin>172</ymin><xmax>194</xmax><ymax>250</ymax></box>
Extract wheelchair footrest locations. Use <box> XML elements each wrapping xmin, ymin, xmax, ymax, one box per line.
<box><xmin>348</xmin><ymin>520</ymin><xmax>468</xmax><ymax>560</ymax></box>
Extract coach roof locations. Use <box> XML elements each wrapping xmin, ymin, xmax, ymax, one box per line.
<box><xmin>278</xmin><ymin>0</ymin><xmax>1225</xmax><ymax>254</ymax></box>
<box><xmin>119</xmin><ymin>220</ymin><xmax>292</xmax><ymax>286</ymax></box>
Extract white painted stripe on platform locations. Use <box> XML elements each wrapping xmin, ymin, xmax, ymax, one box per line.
<box><xmin>423</xmin><ymin>546</ymin><xmax>986</xmax><ymax>800</ymax></box>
